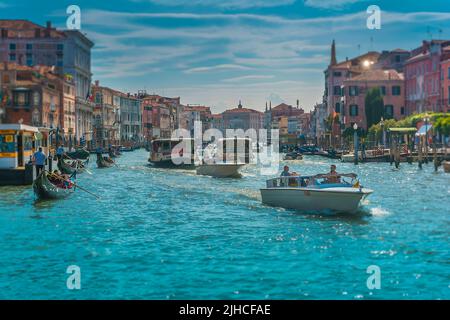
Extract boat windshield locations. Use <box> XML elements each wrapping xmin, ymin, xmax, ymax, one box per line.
<box><xmin>266</xmin><ymin>174</ymin><xmax>356</xmax><ymax>188</ymax></box>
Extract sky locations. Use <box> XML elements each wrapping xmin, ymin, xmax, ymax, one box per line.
<box><xmin>1</xmin><ymin>0</ymin><xmax>450</xmax><ymax>113</ymax></box>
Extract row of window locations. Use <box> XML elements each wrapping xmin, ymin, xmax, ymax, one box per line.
<box><xmin>9</xmin><ymin>53</ymin><xmax>63</xmax><ymax>67</ymax></box>
<box><xmin>335</xmin><ymin>103</ymin><xmax>405</xmax><ymax>117</ymax></box>
<box><xmin>333</xmin><ymin>85</ymin><xmax>402</xmax><ymax>96</ymax></box>
<box><xmin>9</xmin><ymin>43</ymin><xmax>64</xmax><ymax>51</ymax></box>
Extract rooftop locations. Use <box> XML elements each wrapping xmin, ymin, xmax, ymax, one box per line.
<box><xmin>348</xmin><ymin>69</ymin><xmax>404</xmax><ymax>82</ymax></box>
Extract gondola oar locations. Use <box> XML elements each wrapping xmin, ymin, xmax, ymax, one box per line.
<box><xmin>47</xmin><ymin>171</ymin><xmax>101</xmax><ymax>200</ymax></box>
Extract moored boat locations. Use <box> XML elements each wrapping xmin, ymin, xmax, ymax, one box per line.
<box><xmin>33</xmin><ymin>171</ymin><xmax>75</xmax><ymax>200</ymax></box>
<box><xmin>283</xmin><ymin>152</ymin><xmax>303</xmax><ymax>160</ymax></box>
<box><xmin>260</xmin><ymin>173</ymin><xmax>373</xmax><ymax>213</ymax></box>
<box><xmin>443</xmin><ymin>161</ymin><xmax>450</xmax><ymax>173</ymax></box>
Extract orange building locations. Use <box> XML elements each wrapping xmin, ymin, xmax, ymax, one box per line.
<box><xmin>0</xmin><ymin>63</ymin><xmax>62</xmax><ymax>130</ymax></box>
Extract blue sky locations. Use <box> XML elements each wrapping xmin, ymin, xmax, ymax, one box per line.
<box><xmin>1</xmin><ymin>0</ymin><xmax>450</xmax><ymax>112</ymax></box>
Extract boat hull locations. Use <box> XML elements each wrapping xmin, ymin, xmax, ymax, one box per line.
<box><xmin>196</xmin><ymin>163</ymin><xmax>244</xmax><ymax>178</ymax></box>
<box><xmin>260</xmin><ymin>187</ymin><xmax>372</xmax><ymax>213</ymax></box>
<box><xmin>148</xmin><ymin>158</ymin><xmax>196</xmax><ymax>169</ymax></box>
<box><xmin>33</xmin><ymin>173</ymin><xmax>73</xmax><ymax>200</ymax></box>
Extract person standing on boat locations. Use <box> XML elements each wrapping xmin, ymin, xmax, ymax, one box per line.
<box><xmin>56</xmin><ymin>145</ymin><xmax>65</xmax><ymax>160</ymax></box>
<box><xmin>32</xmin><ymin>147</ymin><xmax>46</xmax><ymax>176</ymax></box>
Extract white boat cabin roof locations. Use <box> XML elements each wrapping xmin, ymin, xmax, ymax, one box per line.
<box><xmin>0</xmin><ymin>124</ymin><xmax>40</xmax><ymax>133</ymax></box>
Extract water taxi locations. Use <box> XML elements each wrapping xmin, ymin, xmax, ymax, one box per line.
<box><xmin>195</xmin><ymin>137</ymin><xmax>252</xmax><ymax>178</ymax></box>
<box><xmin>260</xmin><ymin>173</ymin><xmax>373</xmax><ymax>213</ymax></box>
<box><xmin>148</xmin><ymin>138</ymin><xmax>196</xmax><ymax>169</ymax></box>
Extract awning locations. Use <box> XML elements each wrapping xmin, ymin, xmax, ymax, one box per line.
<box><xmin>415</xmin><ymin>124</ymin><xmax>433</xmax><ymax>136</ymax></box>
<box><xmin>388</xmin><ymin>127</ymin><xmax>417</xmax><ymax>133</ymax></box>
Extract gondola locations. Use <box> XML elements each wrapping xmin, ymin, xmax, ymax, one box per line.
<box><xmin>66</xmin><ymin>147</ymin><xmax>90</xmax><ymax>160</ymax></box>
<box><xmin>96</xmin><ymin>153</ymin><xmax>115</xmax><ymax>168</ymax></box>
<box><xmin>57</xmin><ymin>158</ymin><xmax>85</xmax><ymax>175</ymax></box>
<box><xmin>33</xmin><ymin>171</ymin><xmax>75</xmax><ymax>200</ymax></box>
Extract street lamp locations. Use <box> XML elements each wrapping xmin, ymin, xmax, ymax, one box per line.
<box><xmin>353</xmin><ymin>123</ymin><xmax>359</xmax><ymax>165</ymax></box>
<box><xmin>380</xmin><ymin>117</ymin><xmax>385</xmax><ymax>148</ymax></box>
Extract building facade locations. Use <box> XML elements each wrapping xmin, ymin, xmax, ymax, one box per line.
<box><xmin>404</xmin><ymin>40</ymin><xmax>450</xmax><ymax>115</ymax></box>
<box><xmin>119</xmin><ymin>93</ymin><xmax>142</xmax><ymax>145</ymax></box>
<box><xmin>0</xmin><ymin>20</ymin><xmax>94</xmax><ymax>147</ymax></box>
<box><xmin>222</xmin><ymin>101</ymin><xmax>264</xmax><ymax>132</ymax></box>
<box><xmin>91</xmin><ymin>80</ymin><xmax>121</xmax><ymax>148</ymax></box>
<box><xmin>342</xmin><ymin>69</ymin><xmax>405</xmax><ymax>130</ymax></box>
<box><xmin>0</xmin><ymin>63</ymin><xmax>61</xmax><ymax>129</ymax></box>
<box><xmin>441</xmin><ymin>54</ymin><xmax>450</xmax><ymax>113</ymax></box>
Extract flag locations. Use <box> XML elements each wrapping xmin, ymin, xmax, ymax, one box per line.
<box><xmin>85</xmin><ymin>88</ymin><xmax>93</xmax><ymax>102</ymax></box>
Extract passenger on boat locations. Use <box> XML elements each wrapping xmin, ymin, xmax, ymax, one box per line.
<box><xmin>326</xmin><ymin>165</ymin><xmax>341</xmax><ymax>184</ymax></box>
<box><xmin>280</xmin><ymin>165</ymin><xmax>291</xmax><ymax>177</ymax></box>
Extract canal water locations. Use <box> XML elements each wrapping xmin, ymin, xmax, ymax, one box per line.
<box><xmin>0</xmin><ymin>149</ymin><xmax>448</xmax><ymax>299</ymax></box>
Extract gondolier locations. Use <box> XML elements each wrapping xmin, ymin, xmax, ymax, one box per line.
<box><xmin>56</xmin><ymin>145</ymin><xmax>65</xmax><ymax>160</ymax></box>
<box><xmin>32</xmin><ymin>147</ymin><xmax>46</xmax><ymax>176</ymax></box>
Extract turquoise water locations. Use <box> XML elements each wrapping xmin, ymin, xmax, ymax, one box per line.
<box><xmin>0</xmin><ymin>149</ymin><xmax>448</xmax><ymax>299</ymax></box>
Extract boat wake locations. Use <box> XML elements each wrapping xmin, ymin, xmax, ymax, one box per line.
<box><xmin>369</xmin><ymin>207</ymin><xmax>391</xmax><ymax>216</ymax></box>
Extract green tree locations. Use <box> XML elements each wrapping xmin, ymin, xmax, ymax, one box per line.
<box><xmin>434</xmin><ymin>115</ymin><xmax>450</xmax><ymax>136</ymax></box>
<box><xmin>365</xmin><ymin>88</ymin><xmax>384</xmax><ymax>130</ymax></box>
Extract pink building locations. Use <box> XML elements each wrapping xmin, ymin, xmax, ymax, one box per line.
<box><xmin>342</xmin><ymin>69</ymin><xmax>405</xmax><ymax>130</ymax></box>
<box><xmin>404</xmin><ymin>40</ymin><xmax>450</xmax><ymax>114</ymax></box>
<box><xmin>440</xmin><ymin>49</ymin><xmax>450</xmax><ymax>113</ymax></box>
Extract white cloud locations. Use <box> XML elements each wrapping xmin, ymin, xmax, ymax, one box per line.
<box><xmin>184</xmin><ymin>64</ymin><xmax>251</xmax><ymax>73</ymax></box>
<box><xmin>144</xmin><ymin>0</ymin><xmax>295</xmax><ymax>9</ymax></box>
<box><xmin>303</xmin><ymin>0</ymin><xmax>364</xmax><ymax>9</ymax></box>
<box><xmin>222</xmin><ymin>75</ymin><xmax>274</xmax><ymax>83</ymax></box>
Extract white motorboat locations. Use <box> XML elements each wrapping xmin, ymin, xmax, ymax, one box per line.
<box><xmin>260</xmin><ymin>174</ymin><xmax>373</xmax><ymax>213</ymax></box>
<box><xmin>196</xmin><ymin>163</ymin><xmax>244</xmax><ymax>178</ymax></box>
